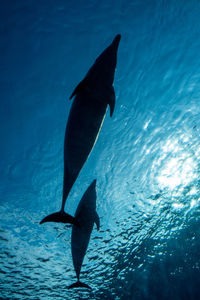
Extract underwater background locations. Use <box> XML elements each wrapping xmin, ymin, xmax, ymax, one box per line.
<box><xmin>1</xmin><ymin>0</ymin><xmax>200</xmax><ymax>299</ymax></box>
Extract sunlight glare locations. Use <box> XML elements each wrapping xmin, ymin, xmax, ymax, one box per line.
<box><xmin>156</xmin><ymin>137</ymin><xmax>197</xmax><ymax>190</ymax></box>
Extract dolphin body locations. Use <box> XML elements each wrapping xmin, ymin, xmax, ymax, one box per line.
<box><xmin>40</xmin><ymin>34</ymin><xmax>121</xmax><ymax>225</ymax></box>
<box><xmin>68</xmin><ymin>179</ymin><xmax>100</xmax><ymax>289</ymax></box>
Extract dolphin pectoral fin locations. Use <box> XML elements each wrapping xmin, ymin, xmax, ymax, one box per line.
<box><xmin>69</xmin><ymin>78</ymin><xmax>88</xmax><ymax>99</ymax></box>
<box><xmin>40</xmin><ymin>211</ymin><xmax>76</xmax><ymax>225</ymax></box>
<box><xmin>94</xmin><ymin>211</ymin><xmax>100</xmax><ymax>230</ymax></box>
<box><xmin>68</xmin><ymin>280</ymin><xmax>92</xmax><ymax>290</ymax></box>
<box><xmin>108</xmin><ymin>86</ymin><xmax>115</xmax><ymax>117</ymax></box>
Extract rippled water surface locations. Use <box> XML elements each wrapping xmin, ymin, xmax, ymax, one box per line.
<box><xmin>1</xmin><ymin>1</ymin><xmax>200</xmax><ymax>299</ymax></box>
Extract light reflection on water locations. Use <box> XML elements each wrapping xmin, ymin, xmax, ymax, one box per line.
<box><xmin>156</xmin><ymin>136</ymin><xmax>198</xmax><ymax>190</ymax></box>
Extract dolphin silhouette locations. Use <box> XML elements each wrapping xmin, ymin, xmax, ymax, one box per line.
<box><xmin>40</xmin><ymin>34</ymin><xmax>121</xmax><ymax>224</ymax></box>
<box><xmin>68</xmin><ymin>179</ymin><xmax>100</xmax><ymax>289</ymax></box>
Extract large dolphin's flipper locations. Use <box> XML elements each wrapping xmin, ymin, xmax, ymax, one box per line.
<box><xmin>94</xmin><ymin>211</ymin><xmax>100</xmax><ymax>230</ymax></box>
<box><xmin>68</xmin><ymin>280</ymin><xmax>92</xmax><ymax>290</ymax></box>
<box><xmin>40</xmin><ymin>211</ymin><xmax>76</xmax><ymax>225</ymax></box>
<box><xmin>108</xmin><ymin>86</ymin><xmax>115</xmax><ymax>117</ymax></box>
<box><xmin>69</xmin><ymin>78</ymin><xmax>88</xmax><ymax>100</ymax></box>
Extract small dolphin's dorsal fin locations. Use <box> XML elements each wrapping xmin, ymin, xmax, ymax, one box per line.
<box><xmin>108</xmin><ymin>86</ymin><xmax>115</xmax><ymax>117</ymax></box>
<box><xmin>70</xmin><ymin>78</ymin><xmax>88</xmax><ymax>100</ymax></box>
<box><xmin>94</xmin><ymin>211</ymin><xmax>100</xmax><ymax>230</ymax></box>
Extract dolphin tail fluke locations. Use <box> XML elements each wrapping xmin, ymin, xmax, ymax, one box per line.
<box><xmin>40</xmin><ymin>211</ymin><xmax>76</xmax><ymax>225</ymax></box>
<box><xmin>68</xmin><ymin>280</ymin><xmax>92</xmax><ymax>290</ymax></box>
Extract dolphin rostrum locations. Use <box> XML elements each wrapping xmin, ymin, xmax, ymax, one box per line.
<box><xmin>40</xmin><ymin>34</ymin><xmax>121</xmax><ymax>224</ymax></box>
<box><xmin>68</xmin><ymin>179</ymin><xmax>100</xmax><ymax>289</ymax></box>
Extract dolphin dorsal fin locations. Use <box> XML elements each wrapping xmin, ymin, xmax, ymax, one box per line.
<box><xmin>69</xmin><ymin>78</ymin><xmax>88</xmax><ymax>100</ymax></box>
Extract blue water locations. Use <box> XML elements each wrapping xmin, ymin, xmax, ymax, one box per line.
<box><xmin>1</xmin><ymin>0</ymin><xmax>200</xmax><ymax>299</ymax></box>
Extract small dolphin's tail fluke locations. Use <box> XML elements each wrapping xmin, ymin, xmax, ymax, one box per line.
<box><xmin>40</xmin><ymin>211</ymin><xmax>76</xmax><ymax>225</ymax></box>
<box><xmin>68</xmin><ymin>280</ymin><xmax>92</xmax><ymax>290</ymax></box>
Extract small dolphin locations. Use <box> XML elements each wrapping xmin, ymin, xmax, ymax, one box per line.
<box><xmin>40</xmin><ymin>34</ymin><xmax>121</xmax><ymax>225</ymax></box>
<box><xmin>68</xmin><ymin>179</ymin><xmax>100</xmax><ymax>289</ymax></box>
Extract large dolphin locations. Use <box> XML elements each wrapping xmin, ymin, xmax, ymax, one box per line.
<box><xmin>68</xmin><ymin>179</ymin><xmax>100</xmax><ymax>289</ymax></box>
<box><xmin>40</xmin><ymin>34</ymin><xmax>121</xmax><ymax>224</ymax></box>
